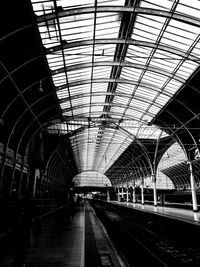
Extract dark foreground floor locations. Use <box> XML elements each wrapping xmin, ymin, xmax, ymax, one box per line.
<box><xmin>0</xmin><ymin>201</ymin><xmax>124</xmax><ymax>267</ymax></box>
<box><xmin>0</xmin><ymin>203</ymin><xmax>84</xmax><ymax>267</ymax></box>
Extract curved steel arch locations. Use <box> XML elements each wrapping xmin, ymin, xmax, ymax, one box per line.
<box><xmin>5</xmin><ymin>88</ymin><xmax>198</xmax><ymax>191</ymax></box>
<box><xmin>59</xmin><ymin>91</ymin><xmax>171</xmax><ymax>105</ymax></box>
<box><xmin>56</xmin><ymin>77</ymin><xmax>165</xmax><ymax>91</ymax></box>
<box><xmin>51</xmin><ymin>61</ymin><xmax>185</xmax><ymax>83</ymax></box>
<box><xmin>47</xmin><ymin>39</ymin><xmax>199</xmax><ymax>63</ymax></box>
<box><xmin>62</xmin><ymin>101</ymin><xmax>156</xmax><ymax>118</ymax></box>
<box><xmin>37</xmin><ymin>6</ymin><xmax>200</xmax><ymax>29</ymax></box>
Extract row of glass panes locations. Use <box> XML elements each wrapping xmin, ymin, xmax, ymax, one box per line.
<box><xmin>47</xmin><ymin>44</ymin><xmax>116</xmax><ymax>67</ymax></box>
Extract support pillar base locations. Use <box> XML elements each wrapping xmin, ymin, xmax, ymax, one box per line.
<box><xmin>193</xmin><ymin>209</ymin><xmax>199</xmax><ymax>212</ymax></box>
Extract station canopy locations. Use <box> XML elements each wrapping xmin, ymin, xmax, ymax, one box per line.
<box><xmin>72</xmin><ymin>171</ymin><xmax>112</xmax><ymax>187</ymax></box>
<box><xmin>31</xmin><ymin>0</ymin><xmax>200</xmax><ymax>176</ymax></box>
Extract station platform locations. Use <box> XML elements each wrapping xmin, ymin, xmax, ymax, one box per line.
<box><xmin>0</xmin><ymin>200</ymin><xmax>126</xmax><ymax>267</ymax></box>
<box><xmin>111</xmin><ymin>201</ymin><xmax>200</xmax><ymax>225</ymax></box>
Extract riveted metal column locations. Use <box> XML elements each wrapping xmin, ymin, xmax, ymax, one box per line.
<box><xmin>141</xmin><ymin>182</ymin><xmax>144</xmax><ymax>205</ymax></box>
<box><xmin>107</xmin><ymin>187</ymin><xmax>110</xmax><ymax>201</ymax></box>
<box><xmin>132</xmin><ymin>185</ymin><xmax>136</xmax><ymax>203</ymax></box>
<box><xmin>117</xmin><ymin>187</ymin><xmax>120</xmax><ymax>201</ymax></box>
<box><xmin>188</xmin><ymin>161</ymin><xmax>198</xmax><ymax>212</ymax></box>
<box><xmin>152</xmin><ymin>173</ymin><xmax>157</xmax><ymax>206</ymax></box>
<box><xmin>121</xmin><ymin>185</ymin><xmax>124</xmax><ymax>200</ymax></box>
<box><xmin>126</xmin><ymin>183</ymin><xmax>129</xmax><ymax>202</ymax></box>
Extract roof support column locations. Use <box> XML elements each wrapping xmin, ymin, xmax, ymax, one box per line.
<box><xmin>141</xmin><ymin>181</ymin><xmax>144</xmax><ymax>205</ymax></box>
<box><xmin>152</xmin><ymin>173</ymin><xmax>157</xmax><ymax>206</ymax></box>
<box><xmin>121</xmin><ymin>185</ymin><xmax>124</xmax><ymax>199</ymax></box>
<box><xmin>117</xmin><ymin>187</ymin><xmax>120</xmax><ymax>201</ymax></box>
<box><xmin>126</xmin><ymin>183</ymin><xmax>129</xmax><ymax>202</ymax></box>
<box><xmin>188</xmin><ymin>161</ymin><xmax>198</xmax><ymax>212</ymax></box>
<box><xmin>106</xmin><ymin>187</ymin><xmax>110</xmax><ymax>202</ymax></box>
<box><xmin>132</xmin><ymin>183</ymin><xmax>136</xmax><ymax>203</ymax></box>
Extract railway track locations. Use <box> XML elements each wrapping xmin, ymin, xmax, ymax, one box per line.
<box><xmin>90</xmin><ymin>200</ymin><xmax>200</xmax><ymax>266</ymax></box>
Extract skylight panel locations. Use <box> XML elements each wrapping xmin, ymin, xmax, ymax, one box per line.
<box><xmin>132</xmin><ymin>28</ymin><xmax>158</xmax><ymax>42</ymax></box>
<box><xmin>169</xmin><ymin>19</ymin><xmax>200</xmax><ymax>36</ymax></box>
<box><xmin>71</xmin><ymin>96</ymin><xmax>90</xmax><ymax>106</ymax></box>
<box><xmin>60</xmin><ymin>47</ymin><xmax>93</xmax><ymax>66</ymax></box>
<box><xmin>63</xmin><ymin>110</ymin><xmax>73</xmax><ymax>117</ymax></box>
<box><xmin>52</xmin><ymin>75</ymin><xmax>66</xmax><ymax>86</ymax></box>
<box><xmin>91</xmin><ymin>106</ymin><xmax>104</xmax><ymax>113</ymax></box>
<box><xmin>120</xmin><ymin>72</ymin><xmax>138</xmax><ymax>81</ymax></box>
<box><xmin>113</xmin><ymin>96</ymin><xmax>129</xmax><ymax>106</ymax></box>
<box><xmin>64</xmin><ymin>45</ymin><xmax>93</xmax><ymax>57</ymax></box>
<box><xmin>93</xmin><ymin>66</ymin><xmax>112</xmax><ymax>79</ymax></box>
<box><xmin>117</xmin><ymin>83</ymin><xmax>136</xmax><ymax>95</ymax></box>
<box><xmin>95</xmin><ymin>28</ymin><xmax>119</xmax><ymax>39</ymax></box>
<box><xmin>68</xmin><ymin>84</ymin><xmax>90</xmax><ymax>94</ymax></box>
<box><xmin>92</xmin><ymin>83</ymin><xmax>108</xmax><ymax>92</ymax></box>
<box><xmin>73</xmin><ymin>106</ymin><xmax>90</xmax><ymax>116</ymax></box>
<box><xmin>142</xmin><ymin>71</ymin><xmax>167</xmax><ymax>87</ymax></box>
<box><xmin>177</xmin><ymin>1</ymin><xmax>200</xmax><ymax>18</ymax></box>
<box><xmin>160</xmin><ymin>36</ymin><xmax>191</xmax><ymax>51</ymax></box>
<box><xmin>70</xmin><ymin>84</ymin><xmax>91</xmax><ymax>96</ymax></box>
<box><xmin>148</xmin><ymin>105</ymin><xmax>161</xmax><ymax>115</ymax></box>
<box><xmin>130</xmin><ymin>99</ymin><xmax>149</xmax><ymax>110</ymax></box>
<box><xmin>68</xmin><ymin>68</ymin><xmax>91</xmax><ymax>82</ymax></box>
<box><xmin>135</xmin><ymin>87</ymin><xmax>157</xmax><ymax>99</ymax></box>
<box><xmin>56</xmin><ymin>89</ymin><xmax>69</xmax><ymax>99</ymax></box>
<box><xmin>110</xmin><ymin>106</ymin><xmax>126</xmax><ymax>115</ymax></box>
<box><xmin>180</xmin><ymin>61</ymin><xmax>199</xmax><ymax>74</ymax></box>
<box><xmin>140</xmin><ymin>0</ymin><xmax>173</xmax><ymax>10</ymax></box>
<box><xmin>150</xmin><ymin>55</ymin><xmax>180</xmax><ymax>73</ymax></box>
<box><xmin>125</xmin><ymin>109</ymin><xmax>144</xmax><ymax>119</ymax></box>
<box><xmin>91</xmin><ymin>94</ymin><xmax>105</xmax><ymax>104</ymax></box>
<box><xmin>63</xmin><ymin>55</ymin><xmax>92</xmax><ymax>67</ymax></box>
<box><xmin>163</xmin><ymin>30</ymin><xmax>193</xmax><ymax>47</ymax></box>
<box><xmin>96</xmin><ymin>16</ymin><xmax>119</xmax><ymax>31</ymax></box>
<box><xmin>136</xmin><ymin>22</ymin><xmax>161</xmax><ymax>37</ymax></box>
<box><xmin>32</xmin><ymin>0</ymin><xmax>197</xmax><ymax>176</ymax></box>
<box><xmin>60</xmin><ymin>102</ymin><xmax>70</xmax><ymax>109</ymax></box>
<box><xmin>59</xmin><ymin>14</ymin><xmax>94</xmax><ymax>27</ymax></box>
<box><xmin>48</xmin><ymin>62</ymin><xmax>64</xmax><ymax>71</ymax></box>
<box><xmin>155</xmin><ymin>94</ymin><xmax>170</xmax><ymax>105</ymax></box>
<box><xmin>164</xmin><ymin>80</ymin><xmax>182</xmax><ymax>95</ymax></box>
<box><xmin>121</xmin><ymin>67</ymin><xmax>143</xmax><ymax>80</ymax></box>
<box><xmin>135</xmin><ymin>15</ymin><xmax>166</xmax><ymax>32</ymax></box>
<box><xmin>126</xmin><ymin>47</ymin><xmax>151</xmax><ymax>65</ymax></box>
<box><xmin>98</xmin><ymin>0</ymin><xmax>125</xmax><ymax>6</ymax></box>
<box><xmin>192</xmin><ymin>44</ymin><xmax>200</xmax><ymax>57</ymax></box>
<box><xmin>128</xmin><ymin>46</ymin><xmax>152</xmax><ymax>58</ymax></box>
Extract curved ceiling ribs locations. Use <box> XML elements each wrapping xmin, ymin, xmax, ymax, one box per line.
<box><xmin>32</xmin><ymin>0</ymin><xmax>200</xmax><ymax>186</ymax></box>
<box><xmin>1</xmin><ymin>1</ymin><xmax>200</xmax><ymax>190</ymax></box>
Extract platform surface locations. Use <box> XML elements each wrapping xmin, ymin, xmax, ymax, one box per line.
<box><xmin>112</xmin><ymin>201</ymin><xmax>200</xmax><ymax>225</ymax></box>
<box><xmin>0</xmin><ymin>201</ymin><xmax>125</xmax><ymax>267</ymax></box>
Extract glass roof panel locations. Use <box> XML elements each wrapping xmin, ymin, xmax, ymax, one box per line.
<box><xmin>32</xmin><ymin>0</ymin><xmax>200</xmax><ymax>175</ymax></box>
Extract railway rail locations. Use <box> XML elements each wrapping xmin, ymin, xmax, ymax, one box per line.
<box><xmin>90</xmin><ymin>200</ymin><xmax>200</xmax><ymax>266</ymax></box>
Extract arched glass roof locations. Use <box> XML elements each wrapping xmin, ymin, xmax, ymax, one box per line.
<box><xmin>31</xmin><ymin>0</ymin><xmax>200</xmax><ymax>174</ymax></box>
<box><xmin>72</xmin><ymin>171</ymin><xmax>111</xmax><ymax>187</ymax></box>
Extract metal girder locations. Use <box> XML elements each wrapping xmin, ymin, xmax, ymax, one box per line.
<box><xmin>37</xmin><ymin>6</ymin><xmax>200</xmax><ymax>28</ymax></box>
<box><xmin>51</xmin><ymin>61</ymin><xmax>185</xmax><ymax>83</ymax></box>
<box><xmin>46</xmin><ymin>38</ymin><xmax>200</xmax><ymax>63</ymax></box>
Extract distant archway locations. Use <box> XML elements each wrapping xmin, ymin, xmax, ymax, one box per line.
<box><xmin>72</xmin><ymin>171</ymin><xmax>111</xmax><ymax>187</ymax></box>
